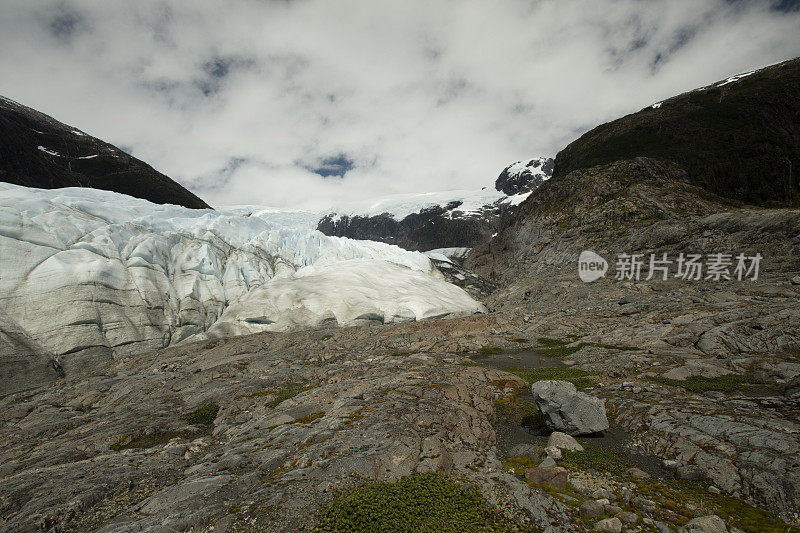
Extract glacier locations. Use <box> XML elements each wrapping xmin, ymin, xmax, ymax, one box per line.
<box><xmin>0</xmin><ymin>183</ymin><xmax>485</xmax><ymax>372</ymax></box>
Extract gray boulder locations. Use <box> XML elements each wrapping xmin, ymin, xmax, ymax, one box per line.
<box><xmin>531</xmin><ymin>380</ymin><xmax>609</xmax><ymax>435</ymax></box>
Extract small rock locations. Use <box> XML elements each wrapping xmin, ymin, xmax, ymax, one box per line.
<box><xmin>663</xmin><ymin>459</ymin><xmax>679</xmax><ymax>469</ymax></box>
<box><xmin>578</xmin><ymin>499</ymin><xmax>604</xmax><ymax>517</ymax></box>
<box><xmin>544</xmin><ymin>446</ymin><xmax>562</xmax><ymax>460</ymax></box>
<box><xmin>791</xmin><ymin>275</ymin><xmax>800</xmax><ymax>285</ymax></box>
<box><xmin>524</xmin><ymin>466</ymin><xmax>568</xmax><ymax>490</ymax></box>
<box><xmin>677</xmin><ymin>464</ymin><xmax>704</xmax><ymax>481</ymax></box>
<box><xmin>655</xmin><ymin>520</ymin><xmax>675</xmax><ymax>533</ymax></box>
<box><xmin>594</xmin><ymin>516</ymin><xmax>623</xmax><ymax>533</ymax></box>
<box><xmin>539</xmin><ymin>456</ymin><xmax>556</xmax><ymax>468</ymax></box>
<box><xmin>680</xmin><ymin>514</ymin><xmax>728</xmax><ymax>533</ymax></box>
<box><xmin>627</xmin><ymin>467</ymin><xmax>650</xmax><ymax>478</ymax></box>
<box><xmin>605</xmin><ymin>504</ymin><xmax>622</xmax><ymax>514</ymax></box>
<box><xmin>618</xmin><ymin>511</ymin><xmax>638</xmax><ymax>524</ymax></box>
<box><xmin>708</xmin><ymin>485</ymin><xmax>721</xmax><ymax>495</ymax></box>
<box><xmin>547</xmin><ymin>431</ymin><xmax>584</xmax><ymax>452</ymax></box>
<box><xmin>591</xmin><ymin>488</ymin><xmax>613</xmax><ymax>500</ymax></box>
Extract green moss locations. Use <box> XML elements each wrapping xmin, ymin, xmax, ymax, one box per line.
<box><xmin>321</xmin><ymin>334</ymin><xmax>334</xmax><ymax>341</ymax></box>
<box><xmin>635</xmin><ymin>477</ymin><xmax>798</xmax><ymax>533</ymax></box>
<box><xmin>315</xmin><ymin>471</ymin><xmax>535</xmax><ymax>533</ymax></box>
<box><xmin>479</xmin><ymin>346</ymin><xmax>503</xmax><ymax>355</ymax></box>
<box><xmin>295</xmin><ymin>411</ymin><xmax>325</xmax><ymax>424</ymax></box>
<box><xmin>561</xmin><ymin>442</ymin><xmax>627</xmax><ymax>473</ymax></box>
<box><xmin>501</xmin><ymin>456</ymin><xmax>539</xmax><ymax>476</ymax></box>
<box><xmin>647</xmin><ymin>374</ymin><xmax>766</xmax><ymax>392</ymax></box>
<box><xmin>511</xmin><ymin>338</ymin><xmax>530</xmax><ymax>344</ymax></box>
<box><xmin>506</xmin><ymin>368</ymin><xmax>597</xmax><ymax>390</ymax></box>
<box><xmin>186</xmin><ymin>403</ymin><xmax>220</xmax><ymax>426</ymax></box>
<box><xmin>536</xmin><ymin>345</ymin><xmax>582</xmax><ymax>358</ymax></box>
<box><xmin>537</xmin><ymin>337</ymin><xmax>569</xmax><ymax>347</ymax></box>
<box><xmin>266</xmin><ymin>385</ymin><xmax>313</xmax><ymax>409</ymax></box>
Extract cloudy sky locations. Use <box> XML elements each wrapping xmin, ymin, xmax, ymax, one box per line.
<box><xmin>1</xmin><ymin>0</ymin><xmax>799</xmax><ymax>209</ymax></box>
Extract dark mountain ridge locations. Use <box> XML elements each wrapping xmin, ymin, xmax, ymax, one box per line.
<box><xmin>0</xmin><ymin>95</ymin><xmax>210</xmax><ymax>209</ymax></box>
<box><xmin>553</xmin><ymin>57</ymin><xmax>800</xmax><ymax>207</ymax></box>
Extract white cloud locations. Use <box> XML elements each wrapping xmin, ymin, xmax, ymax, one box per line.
<box><xmin>1</xmin><ymin>0</ymin><xmax>798</xmax><ymax>209</ymax></box>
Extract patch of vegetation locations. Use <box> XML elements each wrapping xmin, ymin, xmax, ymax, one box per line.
<box><xmin>266</xmin><ymin>385</ymin><xmax>313</xmax><ymax>409</ymax></box>
<box><xmin>537</xmin><ymin>345</ymin><xmax>582</xmax><ymax>358</ymax></box>
<box><xmin>561</xmin><ymin>442</ymin><xmax>627</xmax><ymax>473</ymax></box>
<box><xmin>536</xmin><ymin>340</ymin><xmax>637</xmax><ymax>358</ymax></box>
<box><xmin>321</xmin><ymin>334</ymin><xmax>333</xmax><ymax>341</ymax></box>
<box><xmin>537</xmin><ymin>337</ymin><xmax>569</xmax><ymax>347</ymax></box>
<box><xmin>501</xmin><ymin>455</ymin><xmax>538</xmax><ymax>476</ymax></box>
<box><xmin>315</xmin><ymin>471</ymin><xmax>535</xmax><ymax>533</ymax></box>
<box><xmin>479</xmin><ymin>346</ymin><xmax>503</xmax><ymax>355</ymax></box>
<box><xmin>511</xmin><ymin>338</ymin><xmax>530</xmax><ymax>343</ymax></box>
<box><xmin>635</xmin><ymin>477</ymin><xmax>798</xmax><ymax>533</ymax></box>
<box><xmin>295</xmin><ymin>411</ymin><xmax>325</xmax><ymax>424</ymax></box>
<box><xmin>647</xmin><ymin>374</ymin><xmax>766</xmax><ymax>392</ymax></box>
<box><xmin>507</xmin><ymin>368</ymin><xmax>597</xmax><ymax>390</ymax></box>
<box><xmin>186</xmin><ymin>403</ymin><xmax>220</xmax><ymax>426</ymax></box>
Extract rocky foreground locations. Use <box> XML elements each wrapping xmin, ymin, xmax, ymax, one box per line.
<box><xmin>1</xmin><ymin>310</ymin><xmax>798</xmax><ymax>532</ymax></box>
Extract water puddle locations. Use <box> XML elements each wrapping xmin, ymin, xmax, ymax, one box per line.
<box><xmin>467</xmin><ymin>349</ymin><xmax>565</xmax><ymax>371</ymax></box>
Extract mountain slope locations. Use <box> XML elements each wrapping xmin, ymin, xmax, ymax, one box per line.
<box><xmin>317</xmin><ymin>157</ymin><xmax>553</xmax><ymax>250</ymax></box>
<box><xmin>0</xmin><ymin>95</ymin><xmax>210</xmax><ymax>209</ymax></box>
<box><xmin>554</xmin><ymin>57</ymin><xmax>800</xmax><ymax>207</ymax></box>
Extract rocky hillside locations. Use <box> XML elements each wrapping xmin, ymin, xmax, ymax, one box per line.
<box><xmin>465</xmin><ymin>62</ymin><xmax>800</xmax><ymax>525</ymax></box>
<box><xmin>317</xmin><ymin>157</ymin><xmax>553</xmax><ymax>251</ymax></box>
<box><xmin>0</xmin><ymin>95</ymin><xmax>210</xmax><ymax>209</ymax></box>
<box><xmin>553</xmin><ymin>57</ymin><xmax>800</xmax><ymax>207</ymax></box>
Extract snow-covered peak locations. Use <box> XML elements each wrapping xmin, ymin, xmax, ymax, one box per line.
<box><xmin>495</xmin><ymin>157</ymin><xmax>554</xmax><ymax>196</ymax></box>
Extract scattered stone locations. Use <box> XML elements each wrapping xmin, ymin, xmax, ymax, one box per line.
<box><xmin>626</xmin><ymin>467</ymin><xmax>650</xmax><ymax>478</ymax></box>
<box><xmin>680</xmin><ymin>514</ymin><xmax>728</xmax><ymax>533</ymax></box>
<box><xmin>544</xmin><ymin>446</ymin><xmax>562</xmax><ymax>460</ymax></box>
<box><xmin>591</xmin><ymin>488</ymin><xmax>613</xmax><ymax>500</ymax></box>
<box><xmin>524</xmin><ymin>466</ymin><xmax>568</xmax><ymax>490</ymax></box>
<box><xmin>708</xmin><ymin>485</ymin><xmax>721</xmax><ymax>495</ymax></box>
<box><xmin>539</xmin><ymin>457</ymin><xmax>556</xmax><ymax>468</ymax></box>
<box><xmin>677</xmin><ymin>464</ymin><xmax>705</xmax><ymax>481</ymax></box>
<box><xmin>791</xmin><ymin>275</ymin><xmax>800</xmax><ymax>285</ymax></box>
<box><xmin>578</xmin><ymin>499</ymin><xmax>604</xmax><ymax>517</ymax></box>
<box><xmin>618</xmin><ymin>511</ymin><xmax>638</xmax><ymax>524</ymax></box>
<box><xmin>546</xmin><ymin>431</ymin><xmax>584</xmax><ymax>452</ymax></box>
<box><xmin>594</xmin><ymin>516</ymin><xmax>623</xmax><ymax>533</ymax></box>
<box><xmin>530</xmin><ymin>380</ymin><xmax>609</xmax><ymax>436</ymax></box>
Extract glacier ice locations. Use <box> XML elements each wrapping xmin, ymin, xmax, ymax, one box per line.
<box><xmin>0</xmin><ymin>183</ymin><xmax>485</xmax><ymax>370</ymax></box>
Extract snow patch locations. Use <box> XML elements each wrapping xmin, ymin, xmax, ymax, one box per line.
<box><xmin>37</xmin><ymin>146</ymin><xmax>61</xmax><ymax>157</ymax></box>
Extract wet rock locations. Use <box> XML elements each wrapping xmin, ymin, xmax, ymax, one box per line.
<box><xmin>530</xmin><ymin>380</ymin><xmax>609</xmax><ymax>436</ymax></box>
<box><xmin>524</xmin><ymin>466</ymin><xmax>568</xmax><ymax>490</ymax></box>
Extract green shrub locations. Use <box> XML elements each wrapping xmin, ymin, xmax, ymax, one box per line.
<box><xmin>186</xmin><ymin>403</ymin><xmax>220</xmax><ymax>426</ymax></box>
<box><xmin>479</xmin><ymin>346</ymin><xmax>503</xmax><ymax>355</ymax></box>
<box><xmin>316</xmin><ymin>472</ymin><xmax>534</xmax><ymax>532</ymax></box>
<box><xmin>562</xmin><ymin>442</ymin><xmax>627</xmax><ymax>473</ymax></box>
<box><xmin>507</xmin><ymin>368</ymin><xmax>597</xmax><ymax>390</ymax></box>
<box><xmin>266</xmin><ymin>385</ymin><xmax>312</xmax><ymax>408</ymax></box>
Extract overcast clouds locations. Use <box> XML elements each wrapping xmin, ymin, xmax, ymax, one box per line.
<box><xmin>1</xmin><ymin>0</ymin><xmax>799</xmax><ymax>209</ymax></box>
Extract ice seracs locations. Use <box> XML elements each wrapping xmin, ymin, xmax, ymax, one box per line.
<box><xmin>0</xmin><ymin>183</ymin><xmax>485</xmax><ymax>370</ymax></box>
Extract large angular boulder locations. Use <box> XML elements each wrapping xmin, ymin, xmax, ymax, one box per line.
<box><xmin>531</xmin><ymin>380</ymin><xmax>609</xmax><ymax>436</ymax></box>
